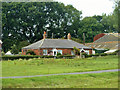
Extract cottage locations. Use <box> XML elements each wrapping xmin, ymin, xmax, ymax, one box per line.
<box><xmin>22</xmin><ymin>32</ymin><xmax>93</xmax><ymax>56</ymax></box>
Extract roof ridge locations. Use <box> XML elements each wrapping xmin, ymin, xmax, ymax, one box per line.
<box><xmin>39</xmin><ymin>39</ymin><xmax>44</xmax><ymax>48</ymax></box>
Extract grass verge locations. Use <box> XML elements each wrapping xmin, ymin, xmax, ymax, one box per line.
<box><xmin>2</xmin><ymin>72</ymin><xmax>118</xmax><ymax>88</ymax></box>
<box><xmin>2</xmin><ymin>55</ymin><xmax>118</xmax><ymax>76</ymax></box>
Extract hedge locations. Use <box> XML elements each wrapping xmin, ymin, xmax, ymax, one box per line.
<box><xmin>1</xmin><ymin>55</ymin><xmax>75</xmax><ymax>60</ymax></box>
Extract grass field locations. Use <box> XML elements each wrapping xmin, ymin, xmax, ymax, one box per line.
<box><xmin>2</xmin><ymin>72</ymin><xmax>118</xmax><ymax>88</ymax></box>
<box><xmin>2</xmin><ymin>55</ymin><xmax>119</xmax><ymax>88</ymax></box>
<box><xmin>2</xmin><ymin>55</ymin><xmax>118</xmax><ymax>77</ymax></box>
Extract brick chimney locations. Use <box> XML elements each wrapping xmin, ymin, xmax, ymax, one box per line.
<box><xmin>67</xmin><ymin>33</ymin><xmax>71</xmax><ymax>40</ymax></box>
<box><xmin>43</xmin><ymin>31</ymin><xmax>47</xmax><ymax>39</ymax></box>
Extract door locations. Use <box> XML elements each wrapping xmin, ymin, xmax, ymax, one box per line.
<box><xmin>54</xmin><ymin>51</ymin><xmax>57</xmax><ymax>56</ymax></box>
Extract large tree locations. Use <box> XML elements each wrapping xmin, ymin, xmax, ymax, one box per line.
<box><xmin>78</xmin><ymin>16</ymin><xmax>104</xmax><ymax>42</ymax></box>
<box><xmin>2</xmin><ymin>2</ymin><xmax>82</xmax><ymax>52</ymax></box>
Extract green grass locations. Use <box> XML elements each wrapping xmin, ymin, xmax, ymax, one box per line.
<box><xmin>2</xmin><ymin>55</ymin><xmax>118</xmax><ymax>77</ymax></box>
<box><xmin>2</xmin><ymin>72</ymin><xmax>118</xmax><ymax>88</ymax></box>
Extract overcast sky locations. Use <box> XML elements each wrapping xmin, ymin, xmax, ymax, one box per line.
<box><xmin>55</xmin><ymin>0</ymin><xmax>114</xmax><ymax>17</ymax></box>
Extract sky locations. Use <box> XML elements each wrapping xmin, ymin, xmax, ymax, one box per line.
<box><xmin>55</xmin><ymin>0</ymin><xmax>114</xmax><ymax>17</ymax></box>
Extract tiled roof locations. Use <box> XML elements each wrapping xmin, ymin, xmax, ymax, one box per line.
<box><xmin>86</xmin><ymin>41</ymin><xmax>119</xmax><ymax>50</ymax></box>
<box><xmin>94</xmin><ymin>33</ymin><xmax>119</xmax><ymax>43</ymax></box>
<box><xmin>22</xmin><ymin>39</ymin><xmax>91</xmax><ymax>49</ymax></box>
<box><xmin>105</xmin><ymin>33</ymin><xmax>120</xmax><ymax>37</ymax></box>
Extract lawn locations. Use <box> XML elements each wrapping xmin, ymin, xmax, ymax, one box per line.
<box><xmin>2</xmin><ymin>72</ymin><xmax>118</xmax><ymax>88</ymax></box>
<box><xmin>2</xmin><ymin>55</ymin><xmax>118</xmax><ymax>77</ymax></box>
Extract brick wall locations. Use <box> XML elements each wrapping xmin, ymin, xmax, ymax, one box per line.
<box><xmin>22</xmin><ymin>48</ymin><xmax>92</xmax><ymax>55</ymax></box>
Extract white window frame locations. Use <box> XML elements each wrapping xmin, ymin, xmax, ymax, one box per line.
<box><xmin>85</xmin><ymin>50</ymin><xmax>89</xmax><ymax>55</ymax></box>
<box><xmin>58</xmin><ymin>50</ymin><xmax>62</xmax><ymax>55</ymax></box>
<box><xmin>43</xmin><ymin>49</ymin><xmax>47</xmax><ymax>55</ymax></box>
<box><xmin>71</xmin><ymin>50</ymin><xmax>75</xmax><ymax>55</ymax></box>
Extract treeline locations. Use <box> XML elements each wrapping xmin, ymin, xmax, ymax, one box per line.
<box><xmin>2</xmin><ymin>1</ymin><xmax>118</xmax><ymax>53</ymax></box>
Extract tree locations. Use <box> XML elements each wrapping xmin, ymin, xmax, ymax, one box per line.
<box><xmin>18</xmin><ymin>41</ymin><xmax>30</xmax><ymax>52</ymax></box>
<box><xmin>2</xmin><ymin>2</ymin><xmax>82</xmax><ymax>52</ymax></box>
<box><xmin>78</xmin><ymin>16</ymin><xmax>104</xmax><ymax>42</ymax></box>
<box><xmin>10</xmin><ymin>41</ymin><xmax>30</xmax><ymax>54</ymax></box>
<box><xmin>11</xmin><ymin>44</ymin><xmax>19</xmax><ymax>54</ymax></box>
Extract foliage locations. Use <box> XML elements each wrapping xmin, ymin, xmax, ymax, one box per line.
<box><xmin>1</xmin><ymin>55</ymin><xmax>75</xmax><ymax>60</ymax></box>
<box><xmin>11</xmin><ymin>44</ymin><xmax>19</xmax><ymax>54</ymax></box>
<box><xmin>57</xmin><ymin>55</ymin><xmax>75</xmax><ymax>59</ymax></box>
<box><xmin>78</xmin><ymin>16</ymin><xmax>104</xmax><ymax>42</ymax></box>
<box><xmin>73</xmin><ymin>47</ymin><xmax>80</xmax><ymax>55</ymax></box>
<box><xmin>26</xmin><ymin>50</ymin><xmax>36</xmax><ymax>55</ymax></box>
<box><xmin>10</xmin><ymin>41</ymin><xmax>30</xmax><ymax>54</ymax></box>
<box><xmin>107</xmin><ymin>51</ymin><xmax>118</xmax><ymax>55</ymax></box>
<box><xmin>2</xmin><ymin>55</ymin><xmax>39</xmax><ymax>60</ymax></box>
<box><xmin>2</xmin><ymin>2</ymin><xmax>119</xmax><ymax>52</ymax></box>
<box><xmin>82</xmin><ymin>52</ymin><xmax>88</xmax><ymax>58</ymax></box>
<box><xmin>100</xmin><ymin>53</ymin><xmax>107</xmax><ymax>56</ymax></box>
<box><xmin>71</xmin><ymin>37</ymin><xmax>83</xmax><ymax>43</ymax></box>
<box><xmin>18</xmin><ymin>41</ymin><xmax>30</xmax><ymax>51</ymax></box>
<box><xmin>1</xmin><ymin>51</ymin><xmax>5</xmax><ymax>56</ymax></box>
<box><xmin>2</xmin><ymin>2</ymin><xmax>82</xmax><ymax>52</ymax></box>
<box><xmin>57</xmin><ymin>53</ymin><xmax>61</xmax><ymax>56</ymax></box>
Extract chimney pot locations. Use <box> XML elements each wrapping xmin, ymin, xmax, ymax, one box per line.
<box><xmin>43</xmin><ymin>31</ymin><xmax>47</xmax><ymax>39</ymax></box>
<box><xmin>67</xmin><ymin>33</ymin><xmax>71</xmax><ymax>40</ymax></box>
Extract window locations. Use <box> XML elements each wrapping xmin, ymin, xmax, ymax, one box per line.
<box><xmin>58</xmin><ymin>50</ymin><xmax>62</xmax><ymax>55</ymax></box>
<box><xmin>71</xmin><ymin>50</ymin><xmax>75</xmax><ymax>55</ymax></box>
<box><xmin>85</xmin><ymin>50</ymin><xmax>89</xmax><ymax>55</ymax></box>
<box><xmin>43</xmin><ymin>49</ymin><xmax>47</xmax><ymax>55</ymax></box>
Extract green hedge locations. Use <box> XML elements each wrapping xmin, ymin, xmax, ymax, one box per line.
<box><xmin>56</xmin><ymin>55</ymin><xmax>75</xmax><ymax>59</ymax></box>
<box><xmin>1</xmin><ymin>55</ymin><xmax>75</xmax><ymax>60</ymax></box>
<box><xmin>2</xmin><ymin>55</ymin><xmax>39</xmax><ymax>60</ymax></box>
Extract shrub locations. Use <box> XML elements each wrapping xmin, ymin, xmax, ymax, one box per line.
<box><xmin>1</xmin><ymin>51</ymin><xmax>5</xmax><ymax>56</ymax></box>
<box><xmin>93</xmin><ymin>53</ymin><xmax>99</xmax><ymax>56</ymax></box>
<box><xmin>1</xmin><ymin>55</ymin><xmax>75</xmax><ymax>60</ymax></box>
<box><xmin>100</xmin><ymin>53</ymin><xmax>107</xmax><ymax>56</ymax></box>
<box><xmin>26</xmin><ymin>50</ymin><xmax>36</xmax><ymax>55</ymax></box>
<box><xmin>107</xmin><ymin>52</ymin><xmax>117</xmax><ymax>55</ymax></box>
<box><xmin>57</xmin><ymin>55</ymin><xmax>75</xmax><ymax>59</ymax></box>
<box><xmin>2</xmin><ymin>55</ymin><xmax>38</xmax><ymax>60</ymax></box>
<box><xmin>82</xmin><ymin>53</ymin><xmax>88</xmax><ymax>58</ymax></box>
<box><xmin>86</xmin><ymin>54</ymin><xmax>93</xmax><ymax>58</ymax></box>
<box><xmin>57</xmin><ymin>53</ymin><xmax>61</xmax><ymax>56</ymax></box>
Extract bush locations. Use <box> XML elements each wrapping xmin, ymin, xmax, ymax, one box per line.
<box><xmin>100</xmin><ymin>53</ymin><xmax>107</xmax><ymax>56</ymax></box>
<box><xmin>82</xmin><ymin>53</ymin><xmax>88</xmax><ymax>58</ymax></box>
<box><xmin>2</xmin><ymin>55</ymin><xmax>39</xmax><ymax>60</ymax></box>
<box><xmin>26</xmin><ymin>50</ymin><xmax>36</xmax><ymax>55</ymax></box>
<box><xmin>1</xmin><ymin>55</ymin><xmax>76</xmax><ymax>60</ymax></box>
<box><xmin>86</xmin><ymin>54</ymin><xmax>93</xmax><ymax>58</ymax></box>
<box><xmin>93</xmin><ymin>53</ymin><xmax>99</xmax><ymax>56</ymax></box>
<box><xmin>57</xmin><ymin>53</ymin><xmax>61</xmax><ymax>56</ymax></box>
<box><xmin>1</xmin><ymin>51</ymin><xmax>5</xmax><ymax>56</ymax></box>
<box><xmin>56</xmin><ymin>55</ymin><xmax>75</xmax><ymax>59</ymax></box>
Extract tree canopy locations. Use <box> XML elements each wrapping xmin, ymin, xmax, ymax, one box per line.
<box><xmin>2</xmin><ymin>1</ymin><xmax>119</xmax><ymax>53</ymax></box>
<box><xmin>2</xmin><ymin>2</ymin><xmax>82</xmax><ymax>52</ymax></box>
